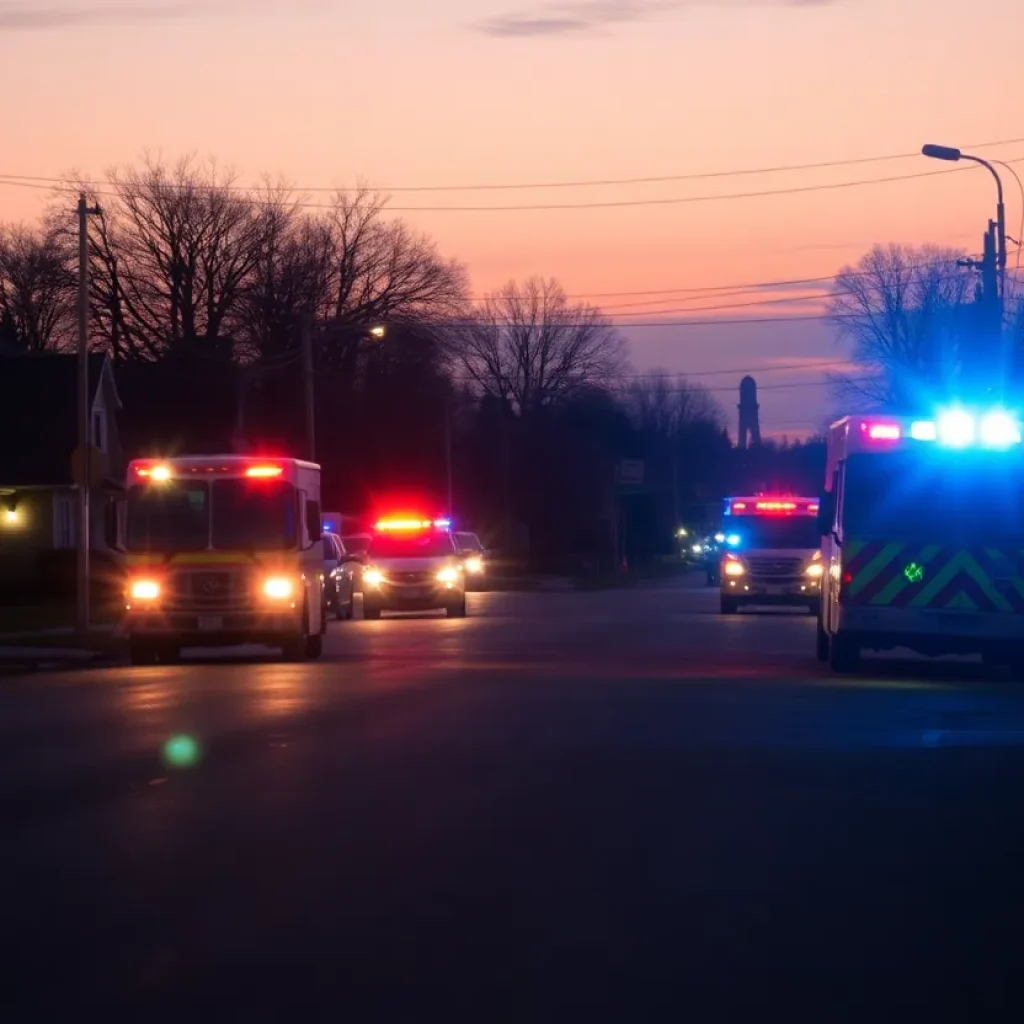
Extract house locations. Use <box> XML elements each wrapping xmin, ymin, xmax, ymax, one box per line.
<box><xmin>0</xmin><ymin>353</ymin><xmax>124</xmax><ymax>599</ymax></box>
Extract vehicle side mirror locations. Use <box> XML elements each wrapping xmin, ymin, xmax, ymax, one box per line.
<box><xmin>104</xmin><ymin>499</ymin><xmax>123</xmax><ymax>550</ymax></box>
<box><xmin>816</xmin><ymin>495</ymin><xmax>834</xmax><ymax>536</ymax></box>
<box><xmin>306</xmin><ymin>500</ymin><xmax>322</xmax><ymax>544</ymax></box>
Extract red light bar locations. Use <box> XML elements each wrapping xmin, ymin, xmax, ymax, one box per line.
<box><xmin>756</xmin><ymin>501</ymin><xmax>797</xmax><ymax>511</ymax></box>
<box><xmin>375</xmin><ymin>518</ymin><xmax>434</xmax><ymax>531</ymax></box>
<box><xmin>866</xmin><ymin>423</ymin><xmax>901</xmax><ymax>441</ymax></box>
<box><xmin>246</xmin><ymin>465</ymin><xmax>283</xmax><ymax>478</ymax></box>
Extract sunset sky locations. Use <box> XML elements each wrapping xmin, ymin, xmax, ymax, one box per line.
<box><xmin>2</xmin><ymin>0</ymin><xmax>1022</xmax><ymax>436</ymax></box>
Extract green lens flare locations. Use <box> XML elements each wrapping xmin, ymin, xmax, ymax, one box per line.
<box><xmin>162</xmin><ymin>734</ymin><xmax>201</xmax><ymax>768</ymax></box>
<box><xmin>904</xmin><ymin>562</ymin><xmax>924</xmax><ymax>583</ymax></box>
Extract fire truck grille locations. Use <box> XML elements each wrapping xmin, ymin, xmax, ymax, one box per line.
<box><xmin>745</xmin><ymin>557</ymin><xmax>804</xmax><ymax>580</ymax></box>
<box><xmin>169</xmin><ymin>570</ymin><xmax>246</xmax><ymax>608</ymax></box>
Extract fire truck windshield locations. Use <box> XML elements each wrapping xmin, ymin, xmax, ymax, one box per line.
<box><xmin>843</xmin><ymin>453</ymin><xmax>1024</xmax><ymax>541</ymax></box>
<box><xmin>126</xmin><ymin>482</ymin><xmax>208</xmax><ymax>552</ymax></box>
<box><xmin>126</xmin><ymin>479</ymin><xmax>297</xmax><ymax>552</ymax></box>
<box><xmin>731</xmin><ymin>516</ymin><xmax>820</xmax><ymax>549</ymax></box>
<box><xmin>211</xmin><ymin>479</ymin><xmax>297</xmax><ymax>550</ymax></box>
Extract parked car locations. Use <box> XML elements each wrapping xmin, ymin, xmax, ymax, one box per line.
<box><xmin>323</xmin><ymin>532</ymin><xmax>355</xmax><ymax>620</ymax></box>
<box><xmin>453</xmin><ymin>531</ymin><xmax>486</xmax><ymax>589</ymax></box>
<box><xmin>340</xmin><ymin>533</ymin><xmax>372</xmax><ymax>593</ymax></box>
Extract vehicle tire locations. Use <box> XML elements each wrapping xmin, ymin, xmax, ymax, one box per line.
<box><xmin>720</xmin><ymin>596</ymin><xmax>739</xmax><ymax>615</ymax></box>
<box><xmin>129</xmin><ymin>638</ymin><xmax>158</xmax><ymax>666</ymax></box>
<box><xmin>282</xmin><ymin>609</ymin><xmax>310</xmax><ymax>661</ymax></box>
<box><xmin>335</xmin><ymin>603</ymin><xmax>346</xmax><ymax>621</ymax></box>
<box><xmin>305</xmin><ymin>633</ymin><xmax>323</xmax><ymax>659</ymax></box>
<box><xmin>446</xmin><ymin>597</ymin><xmax>467</xmax><ymax>618</ymax></box>
<box><xmin>829</xmin><ymin>633</ymin><xmax>860</xmax><ymax>674</ymax></box>
<box><xmin>815</xmin><ymin>613</ymin><xmax>830</xmax><ymax>663</ymax></box>
<box><xmin>344</xmin><ymin>599</ymin><xmax>354</xmax><ymax>621</ymax></box>
<box><xmin>363</xmin><ymin>604</ymin><xmax>382</xmax><ymax>621</ymax></box>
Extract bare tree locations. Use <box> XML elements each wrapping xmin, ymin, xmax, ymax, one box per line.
<box><xmin>0</xmin><ymin>222</ymin><xmax>76</xmax><ymax>353</ymax></box>
<box><xmin>74</xmin><ymin>154</ymin><xmax>270</xmax><ymax>362</ymax></box>
<box><xmin>626</xmin><ymin>371</ymin><xmax>725</xmax><ymax>438</ymax></box>
<box><xmin>826</xmin><ymin>244</ymin><xmax>976</xmax><ymax>408</ymax></box>
<box><xmin>457</xmin><ymin>277</ymin><xmax>627</xmax><ymax>415</ymax></box>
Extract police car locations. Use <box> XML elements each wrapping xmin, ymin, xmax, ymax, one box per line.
<box><xmin>718</xmin><ymin>496</ymin><xmax>823</xmax><ymax>614</ymax></box>
<box><xmin>361</xmin><ymin>517</ymin><xmax>467</xmax><ymax>619</ymax></box>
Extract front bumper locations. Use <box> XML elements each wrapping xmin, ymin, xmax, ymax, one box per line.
<box><xmin>363</xmin><ymin>582</ymin><xmax>464</xmax><ymax>611</ymax></box>
<box><xmin>722</xmin><ymin>576</ymin><xmax>820</xmax><ymax>605</ymax></box>
<box><xmin>124</xmin><ymin>607</ymin><xmax>302</xmax><ymax>646</ymax></box>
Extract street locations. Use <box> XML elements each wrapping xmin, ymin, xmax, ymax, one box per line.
<box><xmin>5</xmin><ymin>576</ymin><xmax>1024</xmax><ymax>1021</ymax></box>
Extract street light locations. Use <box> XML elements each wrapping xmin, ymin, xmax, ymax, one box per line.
<box><xmin>922</xmin><ymin>142</ymin><xmax>1007</xmax><ymax>284</ymax></box>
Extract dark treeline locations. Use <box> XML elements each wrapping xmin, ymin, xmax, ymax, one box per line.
<box><xmin>0</xmin><ymin>156</ymin><xmax>826</xmax><ymax>570</ymax></box>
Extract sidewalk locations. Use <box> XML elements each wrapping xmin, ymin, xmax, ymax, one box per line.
<box><xmin>0</xmin><ymin>625</ymin><xmax>124</xmax><ymax>672</ymax></box>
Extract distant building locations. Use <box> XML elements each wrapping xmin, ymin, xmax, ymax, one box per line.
<box><xmin>0</xmin><ymin>353</ymin><xmax>125</xmax><ymax>597</ymax></box>
<box><xmin>737</xmin><ymin>375</ymin><xmax>761</xmax><ymax>449</ymax></box>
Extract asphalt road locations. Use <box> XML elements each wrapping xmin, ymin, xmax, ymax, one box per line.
<box><xmin>5</xmin><ymin>576</ymin><xmax>1024</xmax><ymax>1021</ymax></box>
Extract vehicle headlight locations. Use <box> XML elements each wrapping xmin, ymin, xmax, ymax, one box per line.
<box><xmin>363</xmin><ymin>567</ymin><xmax>385</xmax><ymax>587</ymax></box>
<box><xmin>263</xmin><ymin>576</ymin><xmax>294</xmax><ymax>599</ymax></box>
<box><xmin>129</xmin><ymin>578</ymin><xmax>160</xmax><ymax>601</ymax></box>
<box><xmin>437</xmin><ymin>566</ymin><xmax>460</xmax><ymax>584</ymax></box>
<box><xmin>464</xmin><ymin>555</ymin><xmax>483</xmax><ymax>574</ymax></box>
<box><xmin>723</xmin><ymin>559</ymin><xmax>745</xmax><ymax>577</ymax></box>
<box><xmin>805</xmin><ymin>563</ymin><xmax>824</xmax><ymax>579</ymax></box>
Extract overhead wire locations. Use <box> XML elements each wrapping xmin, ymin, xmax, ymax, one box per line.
<box><xmin>2</xmin><ymin>136</ymin><xmax>1021</xmax><ymax>194</ymax></box>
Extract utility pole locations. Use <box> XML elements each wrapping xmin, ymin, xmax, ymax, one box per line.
<box><xmin>301</xmin><ymin>314</ymin><xmax>315</xmax><ymax>462</ymax></box>
<box><xmin>444</xmin><ymin>397</ymin><xmax>453</xmax><ymax>516</ymax></box>
<box><xmin>76</xmin><ymin>195</ymin><xmax>100</xmax><ymax>638</ymax></box>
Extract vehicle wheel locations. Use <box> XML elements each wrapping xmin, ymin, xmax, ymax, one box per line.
<box><xmin>305</xmin><ymin>633</ymin><xmax>323</xmax><ymax>659</ymax></box>
<box><xmin>363</xmin><ymin>604</ymin><xmax>382</xmax><ymax>621</ymax></box>
<box><xmin>335</xmin><ymin>604</ymin><xmax>346</xmax><ymax>621</ymax></box>
<box><xmin>816</xmin><ymin>613</ymin><xmax>830</xmax><ymax>663</ymax></box>
<box><xmin>446</xmin><ymin>598</ymin><xmax>467</xmax><ymax>618</ymax></box>
<box><xmin>829</xmin><ymin>633</ymin><xmax>860</xmax><ymax>674</ymax></box>
<box><xmin>344</xmin><ymin>600</ymin><xmax>354</xmax><ymax>621</ymax></box>
<box><xmin>720</xmin><ymin>596</ymin><xmax>739</xmax><ymax>615</ymax></box>
<box><xmin>129</xmin><ymin>639</ymin><xmax>158</xmax><ymax>666</ymax></box>
<box><xmin>282</xmin><ymin>610</ymin><xmax>310</xmax><ymax>661</ymax></box>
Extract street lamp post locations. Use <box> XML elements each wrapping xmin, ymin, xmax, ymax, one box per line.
<box><xmin>922</xmin><ymin>144</ymin><xmax>1008</xmax><ymax>379</ymax></box>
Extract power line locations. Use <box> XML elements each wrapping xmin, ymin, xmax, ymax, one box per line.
<box><xmin>3</xmin><ymin>137</ymin><xmax>1021</xmax><ymax>194</ymax></box>
<box><xmin>3</xmin><ymin>156</ymin><xmax>1023</xmax><ymax>214</ymax></box>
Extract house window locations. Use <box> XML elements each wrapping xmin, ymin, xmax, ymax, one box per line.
<box><xmin>92</xmin><ymin>411</ymin><xmax>106</xmax><ymax>452</ymax></box>
<box><xmin>53</xmin><ymin>494</ymin><xmax>76</xmax><ymax>549</ymax></box>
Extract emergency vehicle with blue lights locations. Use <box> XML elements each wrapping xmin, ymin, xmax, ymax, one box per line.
<box><xmin>718</xmin><ymin>496</ymin><xmax>823</xmax><ymax>614</ymax></box>
<box><xmin>361</xmin><ymin>516</ymin><xmax>467</xmax><ymax>619</ymax></box>
<box><xmin>119</xmin><ymin>455</ymin><xmax>325</xmax><ymax>664</ymax></box>
<box><xmin>817</xmin><ymin>409</ymin><xmax>1024</xmax><ymax>674</ymax></box>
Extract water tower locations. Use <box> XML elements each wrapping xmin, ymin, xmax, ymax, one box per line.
<box><xmin>738</xmin><ymin>375</ymin><xmax>761</xmax><ymax>450</ymax></box>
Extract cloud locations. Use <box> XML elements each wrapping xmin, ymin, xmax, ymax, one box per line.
<box><xmin>0</xmin><ymin>1</ymin><xmax>323</xmax><ymax>31</ymax></box>
<box><xmin>475</xmin><ymin>0</ymin><xmax>840</xmax><ymax>39</ymax></box>
<box><xmin>0</xmin><ymin>2</ymin><xmax>203</xmax><ymax>29</ymax></box>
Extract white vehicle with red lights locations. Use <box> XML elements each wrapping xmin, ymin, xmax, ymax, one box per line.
<box><xmin>817</xmin><ymin>409</ymin><xmax>1024</xmax><ymax>674</ymax></box>
<box><xmin>361</xmin><ymin>517</ymin><xmax>467</xmax><ymax>619</ymax></box>
<box><xmin>116</xmin><ymin>455</ymin><xmax>326</xmax><ymax>664</ymax></box>
<box><xmin>719</xmin><ymin>496</ymin><xmax>823</xmax><ymax>615</ymax></box>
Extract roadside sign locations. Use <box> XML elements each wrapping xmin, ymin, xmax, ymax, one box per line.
<box><xmin>71</xmin><ymin>443</ymin><xmax>104</xmax><ymax>488</ymax></box>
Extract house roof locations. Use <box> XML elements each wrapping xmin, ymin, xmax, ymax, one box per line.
<box><xmin>0</xmin><ymin>353</ymin><xmax>116</xmax><ymax>486</ymax></box>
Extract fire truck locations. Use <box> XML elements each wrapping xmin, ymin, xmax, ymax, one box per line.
<box><xmin>116</xmin><ymin>455</ymin><xmax>326</xmax><ymax>664</ymax></box>
<box><xmin>817</xmin><ymin>409</ymin><xmax>1024</xmax><ymax>673</ymax></box>
<box><xmin>719</xmin><ymin>496</ymin><xmax>823</xmax><ymax>614</ymax></box>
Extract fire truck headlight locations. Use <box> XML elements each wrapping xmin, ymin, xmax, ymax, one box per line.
<box><xmin>805</xmin><ymin>562</ymin><xmax>824</xmax><ymax>579</ymax></box>
<box><xmin>129</xmin><ymin>579</ymin><xmax>161</xmax><ymax>601</ymax></box>
<box><xmin>723</xmin><ymin>559</ymin><xmax>745</xmax><ymax>578</ymax></box>
<box><xmin>979</xmin><ymin>411</ymin><xmax>1021</xmax><ymax>448</ymax></box>
<box><xmin>263</xmin><ymin>577</ymin><xmax>294</xmax><ymax>600</ymax></box>
<box><xmin>938</xmin><ymin>409</ymin><xmax>975</xmax><ymax>448</ymax></box>
<box><xmin>363</xmin><ymin>567</ymin><xmax>385</xmax><ymax>587</ymax></box>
